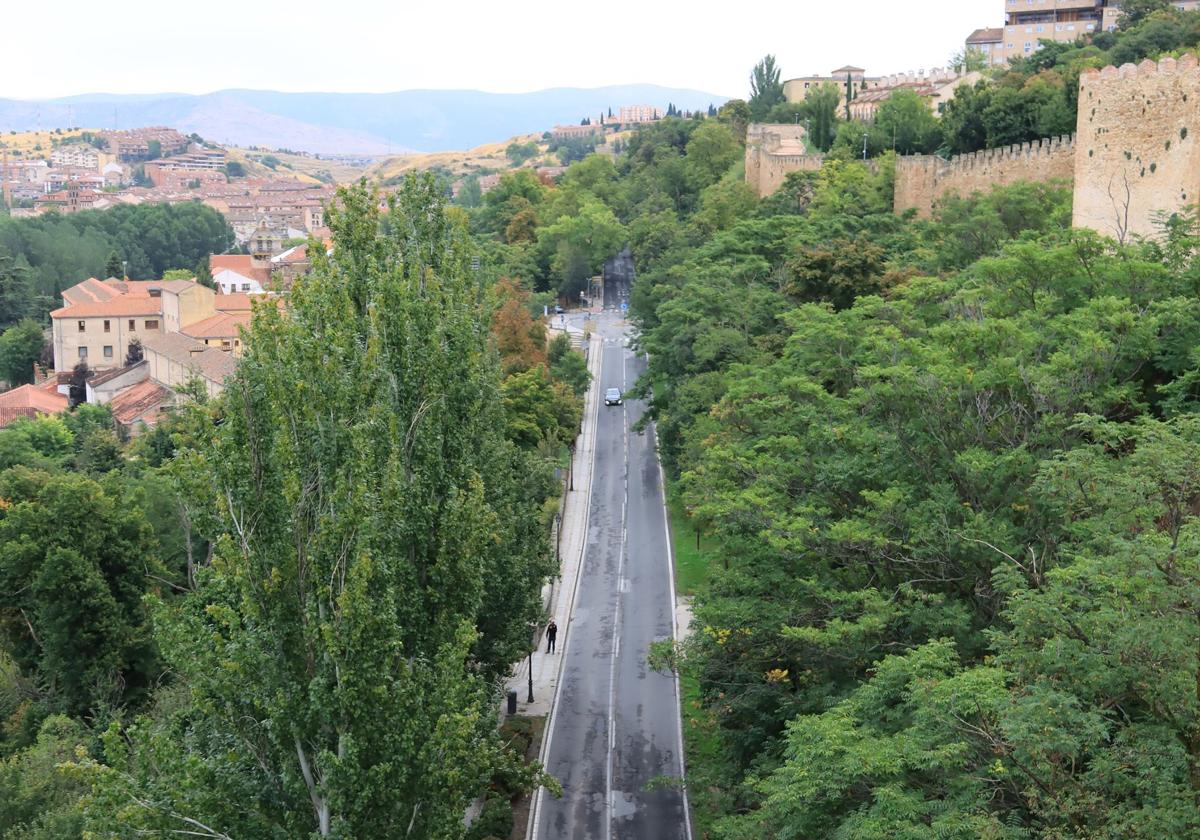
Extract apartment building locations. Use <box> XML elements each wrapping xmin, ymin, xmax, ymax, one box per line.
<box><xmin>49</xmin><ymin>145</ymin><xmax>100</xmax><ymax>169</ymax></box>
<box><xmin>100</xmin><ymin>127</ymin><xmax>190</xmax><ymax>161</ymax></box>
<box><xmin>847</xmin><ymin>70</ymin><xmax>983</xmax><ymax>121</ymax></box>
<box><xmin>618</xmin><ymin>105</ymin><xmax>664</xmax><ymax>123</ymax></box>
<box><xmin>969</xmin><ymin>1</ymin><xmax>1200</xmax><ymax>65</ymax></box>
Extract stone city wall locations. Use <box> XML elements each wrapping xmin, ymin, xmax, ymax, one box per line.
<box><xmin>1073</xmin><ymin>55</ymin><xmax>1200</xmax><ymax>240</ymax></box>
<box><xmin>745</xmin><ymin>124</ymin><xmax>824</xmax><ymax>197</ymax></box>
<box><xmin>893</xmin><ymin>135</ymin><xmax>1076</xmax><ymax>218</ymax></box>
<box><xmin>747</xmin><ymin>54</ymin><xmax>1200</xmax><ymax>239</ymax></box>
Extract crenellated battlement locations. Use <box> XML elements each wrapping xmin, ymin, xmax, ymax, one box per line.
<box><xmin>745</xmin><ymin>123</ymin><xmax>824</xmax><ymax>197</ymax></box>
<box><xmin>894</xmin><ymin>135</ymin><xmax>1076</xmax><ymax>217</ymax></box>
<box><xmin>1080</xmin><ymin>53</ymin><xmax>1199</xmax><ymax>86</ymax></box>
<box><xmin>1073</xmin><ymin>52</ymin><xmax>1200</xmax><ymax>238</ymax></box>
<box><xmin>752</xmin><ymin>52</ymin><xmax>1200</xmax><ymax>236</ymax></box>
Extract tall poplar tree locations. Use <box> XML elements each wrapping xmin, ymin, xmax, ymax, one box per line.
<box><xmin>81</xmin><ymin>176</ymin><xmax>553</xmax><ymax>838</ymax></box>
<box><xmin>749</xmin><ymin>54</ymin><xmax>786</xmax><ymax>120</ymax></box>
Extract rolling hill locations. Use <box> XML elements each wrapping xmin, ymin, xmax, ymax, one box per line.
<box><xmin>0</xmin><ymin>86</ymin><xmax>729</xmax><ymax>154</ymax></box>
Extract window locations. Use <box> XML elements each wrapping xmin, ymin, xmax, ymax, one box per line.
<box><xmin>145</xmin><ymin>319</ymin><xmax>159</xmax><ymax>330</ymax></box>
<box><xmin>241</xmin><ymin>283</ymin><xmax>251</xmax><ymax>291</ymax></box>
<box><xmin>103</xmin><ymin>345</ymin><xmax>113</xmax><ymax>358</ymax></box>
<box><xmin>78</xmin><ymin>320</ymin><xmax>86</xmax><ymax>332</ymax></box>
<box><xmin>129</xmin><ymin>319</ymin><xmax>135</xmax><ymax>331</ymax></box>
<box><xmin>104</xmin><ymin>319</ymin><xmax>111</xmax><ymax>333</ymax></box>
<box><xmin>78</xmin><ymin>346</ymin><xmax>88</xmax><ymax>358</ymax></box>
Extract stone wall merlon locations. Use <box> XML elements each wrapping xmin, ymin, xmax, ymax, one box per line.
<box><xmin>1081</xmin><ymin>53</ymin><xmax>1199</xmax><ymax>87</ymax></box>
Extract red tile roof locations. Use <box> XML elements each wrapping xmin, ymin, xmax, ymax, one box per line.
<box><xmin>109</xmin><ymin>379</ymin><xmax>174</xmax><ymax>426</ymax></box>
<box><xmin>210</xmin><ymin>254</ymin><xmax>254</xmax><ymax>273</ymax></box>
<box><xmin>215</xmin><ymin>293</ymin><xmax>254</xmax><ymax>312</ymax></box>
<box><xmin>51</xmin><ymin>297</ymin><xmax>164</xmax><ymax>319</ymax></box>
<box><xmin>0</xmin><ymin>381</ymin><xmax>68</xmax><ymax>426</ymax></box>
<box><xmin>181</xmin><ymin>312</ymin><xmax>251</xmax><ymax>340</ymax></box>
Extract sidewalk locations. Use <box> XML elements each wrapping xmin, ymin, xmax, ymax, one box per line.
<box><xmin>505</xmin><ymin>330</ymin><xmax>602</xmax><ymax>718</ymax></box>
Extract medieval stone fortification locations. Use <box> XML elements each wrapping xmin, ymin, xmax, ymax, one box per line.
<box><xmin>893</xmin><ymin>135</ymin><xmax>1076</xmax><ymax>217</ymax></box>
<box><xmin>1074</xmin><ymin>55</ymin><xmax>1200</xmax><ymax>240</ymax></box>
<box><xmin>747</xmin><ymin>54</ymin><xmax>1200</xmax><ymax>239</ymax></box>
<box><xmin>745</xmin><ymin>124</ymin><xmax>824</xmax><ymax>198</ymax></box>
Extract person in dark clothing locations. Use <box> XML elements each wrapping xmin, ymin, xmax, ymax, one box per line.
<box><xmin>546</xmin><ymin>619</ymin><xmax>558</xmax><ymax>653</ymax></box>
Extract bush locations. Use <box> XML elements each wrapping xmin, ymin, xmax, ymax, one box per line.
<box><xmin>465</xmin><ymin>796</ymin><xmax>513</xmax><ymax>840</ymax></box>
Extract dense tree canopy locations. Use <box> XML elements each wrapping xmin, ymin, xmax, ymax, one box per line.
<box><xmin>0</xmin><ymin>203</ymin><xmax>233</xmax><ymax>320</ymax></box>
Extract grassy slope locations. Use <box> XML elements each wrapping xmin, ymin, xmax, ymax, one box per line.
<box><xmin>665</xmin><ymin>485</ymin><xmax>732</xmax><ymax>838</ymax></box>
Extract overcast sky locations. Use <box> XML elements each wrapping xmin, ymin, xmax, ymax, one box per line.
<box><xmin>3</xmin><ymin>0</ymin><xmax>1000</xmax><ymax>100</ymax></box>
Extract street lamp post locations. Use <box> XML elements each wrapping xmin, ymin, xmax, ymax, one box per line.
<box><xmin>862</xmin><ymin>133</ymin><xmax>869</xmax><ymax>161</ymax></box>
<box><xmin>527</xmin><ymin>628</ymin><xmax>536</xmax><ymax>703</ymax></box>
<box><xmin>568</xmin><ymin>441</ymin><xmax>576</xmax><ymax>491</ymax></box>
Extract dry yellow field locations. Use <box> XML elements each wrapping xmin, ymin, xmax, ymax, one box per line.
<box><xmin>0</xmin><ymin>128</ymin><xmax>92</xmax><ymax>158</ymax></box>
<box><xmin>367</xmin><ymin>133</ymin><xmax>554</xmax><ymax>182</ymax></box>
<box><xmin>222</xmin><ymin>147</ymin><xmax>375</xmax><ymax>185</ymax></box>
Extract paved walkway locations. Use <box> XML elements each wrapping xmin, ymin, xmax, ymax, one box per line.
<box><xmin>506</xmin><ymin>331</ymin><xmax>603</xmax><ymax>717</ymax></box>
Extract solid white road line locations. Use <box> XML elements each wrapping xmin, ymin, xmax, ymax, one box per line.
<box><xmin>654</xmin><ymin>420</ymin><xmax>695</xmax><ymax>840</ymax></box>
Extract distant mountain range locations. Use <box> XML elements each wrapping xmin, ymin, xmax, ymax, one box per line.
<box><xmin>0</xmin><ymin>86</ymin><xmax>731</xmax><ymax>155</ymax></box>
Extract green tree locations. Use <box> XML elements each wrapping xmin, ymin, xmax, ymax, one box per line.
<box><xmin>873</xmin><ymin>88</ymin><xmax>942</xmax><ymax>154</ymax></box>
<box><xmin>0</xmin><ymin>715</ymin><xmax>88</xmax><ymax>838</ymax></box>
<box><xmin>223</xmin><ymin>160</ymin><xmax>245</xmax><ymax>178</ymax></box>
<box><xmin>506</xmin><ymin>140</ymin><xmax>539</xmax><ymax>166</ymax></box>
<box><xmin>0</xmin><ymin>249</ymin><xmax>35</xmax><ymax>329</ymax></box>
<box><xmin>103</xmin><ymin>249</ymin><xmax>123</xmax><ymax>279</ymax></box>
<box><xmin>79</xmin><ymin>177</ymin><xmax>553</xmax><ymax>838</ymax></box>
<box><xmin>749</xmin><ymin>55</ymin><xmax>786</xmax><ymax>120</ymax></box>
<box><xmin>536</xmin><ymin>198</ymin><xmax>626</xmax><ymax>298</ymax></box>
<box><xmin>502</xmin><ymin>364</ymin><xmax>581</xmax><ymax>448</ymax></box>
<box><xmin>0</xmin><ymin>469</ymin><xmax>160</xmax><ymax>717</ymax></box>
<box><xmin>0</xmin><ymin>320</ymin><xmax>45</xmax><ymax>386</ymax></box>
<box><xmin>547</xmin><ymin>333</ymin><xmax>590</xmax><ymax>396</ymax></box>
<box><xmin>803</xmin><ymin>83</ymin><xmax>842</xmax><ymax>151</ymax></box>
<box><xmin>717</xmin><ymin>99</ymin><xmax>752</xmax><ymax>144</ymax></box>
<box><xmin>456</xmin><ymin>175</ymin><xmax>484</xmax><ymax>209</ymax></box>
<box><xmin>683</xmin><ymin>121</ymin><xmax>741</xmax><ymax>191</ymax></box>
<box><xmin>1119</xmin><ymin>0</ymin><xmax>1171</xmax><ymax>28</ymax></box>
<box><xmin>194</xmin><ymin>256</ymin><xmax>214</xmax><ymax>289</ymax></box>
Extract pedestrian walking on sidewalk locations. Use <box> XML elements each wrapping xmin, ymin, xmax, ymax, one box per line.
<box><xmin>546</xmin><ymin>619</ymin><xmax>558</xmax><ymax>653</ymax></box>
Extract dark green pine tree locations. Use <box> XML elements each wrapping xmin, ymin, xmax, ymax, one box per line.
<box><xmin>104</xmin><ymin>249</ymin><xmax>123</xmax><ymax>279</ymax></box>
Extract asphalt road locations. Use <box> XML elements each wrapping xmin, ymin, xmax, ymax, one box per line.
<box><xmin>537</xmin><ymin>316</ymin><xmax>689</xmax><ymax>840</ymax></box>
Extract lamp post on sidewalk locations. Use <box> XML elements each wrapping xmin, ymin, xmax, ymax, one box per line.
<box><xmin>568</xmin><ymin>441</ymin><xmax>576</xmax><ymax>491</ymax></box>
<box><xmin>527</xmin><ymin>625</ymin><xmax>536</xmax><ymax>704</ymax></box>
<box><xmin>555</xmin><ymin>512</ymin><xmax>562</xmax><ymax>565</ymax></box>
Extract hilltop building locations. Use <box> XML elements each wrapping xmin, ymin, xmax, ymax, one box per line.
<box><xmin>618</xmin><ymin>105</ymin><xmax>664</xmax><ymax>123</ymax></box>
<box><xmin>784</xmin><ymin>66</ymin><xmax>883</xmax><ymax>107</ymax></box>
<box><xmin>847</xmin><ymin>69</ymin><xmax>983</xmax><ymax>121</ymax></box>
<box><xmin>966</xmin><ymin>1</ymin><xmax>1200</xmax><ymax>65</ymax></box>
<box><xmin>100</xmin><ymin>127</ymin><xmax>190</xmax><ymax>161</ymax></box>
